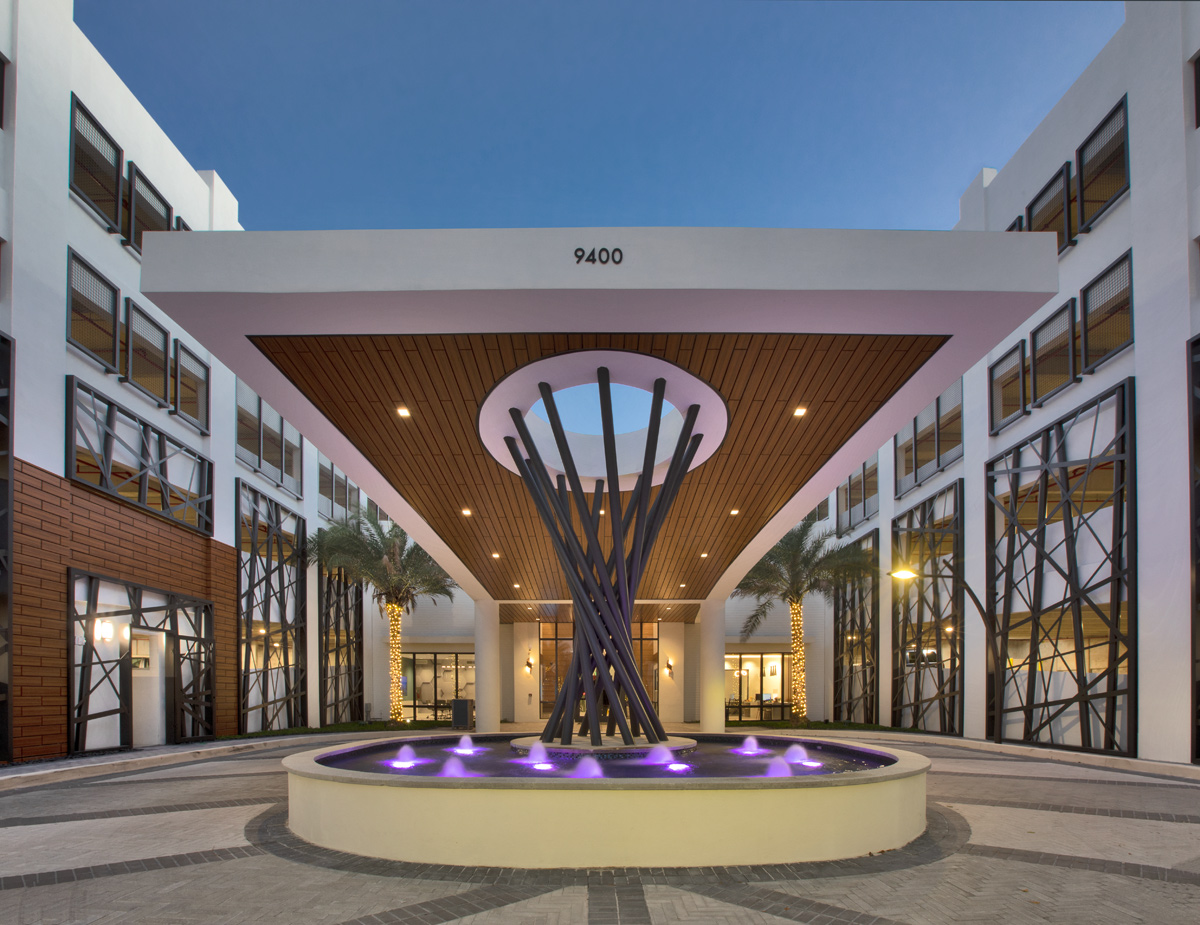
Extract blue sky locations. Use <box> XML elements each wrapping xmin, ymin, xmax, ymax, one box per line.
<box><xmin>74</xmin><ymin>1</ymin><xmax>1124</xmax><ymax>233</ymax></box>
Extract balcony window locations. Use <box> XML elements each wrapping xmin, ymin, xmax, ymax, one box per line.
<box><xmin>283</xmin><ymin>422</ymin><xmax>303</xmax><ymax>496</ymax></box>
<box><xmin>260</xmin><ymin>402</ymin><xmax>284</xmax><ymax>483</ymax></box>
<box><xmin>318</xmin><ymin>452</ymin><xmax>358</xmax><ymax>521</ymax></box>
<box><xmin>123</xmin><ymin>300</ymin><xmax>168</xmax><ymax>404</ymax></box>
<box><xmin>1031</xmin><ymin>300</ymin><xmax>1076</xmax><ymax>405</ymax></box>
<box><xmin>1082</xmin><ymin>252</ymin><xmax>1133</xmax><ymax>372</ymax></box>
<box><xmin>123</xmin><ymin>164</ymin><xmax>172</xmax><ymax>252</ymax></box>
<box><xmin>894</xmin><ymin>379</ymin><xmax>963</xmax><ymax>498</ymax></box>
<box><xmin>838</xmin><ymin>452</ymin><xmax>878</xmax><ymax>532</ymax></box>
<box><xmin>173</xmin><ymin>343</ymin><xmax>210</xmax><ymax>433</ymax></box>
<box><xmin>895</xmin><ymin>420</ymin><xmax>916</xmax><ymax>498</ymax></box>
<box><xmin>989</xmin><ymin>343</ymin><xmax>1026</xmax><ymax>433</ymax></box>
<box><xmin>1077</xmin><ymin>98</ymin><xmax>1129</xmax><ymax>232</ymax></box>
<box><xmin>69</xmin><ymin>97</ymin><xmax>121</xmax><ymax>230</ymax></box>
<box><xmin>67</xmin><ymin>252</ymin><xmax>119</xmax><ymax>370</ymax></box>
<box><xmin>937</xmin><ymin>379</ymin><xmax>963</xmax><ymax>465</ymax></box>
<box><xmin>235</xmin><ymin>378</ymin><xmax>260</xmax><ymax>465</ymax></box>
<box><xmin>1026</xmin><ymin>163</ymin><xmax>1074</xmax><ymax>252</ymax></box>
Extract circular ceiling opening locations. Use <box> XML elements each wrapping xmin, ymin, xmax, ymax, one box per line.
<box><xmin>530</xmin><ymin>383</ymin><xmax>677</xmax><ymax>436</ymax></box>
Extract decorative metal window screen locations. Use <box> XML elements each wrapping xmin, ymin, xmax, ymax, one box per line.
<box><xmin>125</xmin><ymin>166</ymin><xmax>171</xmax><ymax>252</ymax></box>
<box><xmin>237</xmin><ymin>480</ymin><xmax>307</xmax><ymax>733</ymax></box>
<box><xmin>68</xmin><ymin>570</ymin><xmax>214</xmax><ymax>754</ymax></box>
<box><xmin>0</xmin><ymin>336</ymin><xmax>11</xmax><ymax>762</ymax></box>
<box><xmin>986</xmin><ymin>382</ymin><xmax>1135</xmax><ymax>755</ymax></box>
<box><xmin>892</xmin><ymin>480</ymin><xmax>964</xmax><ymax>734</ymax></box>
<box><xmin>68</xmin><ymin>254</ymin><xmax>119</xmax><ymax>370</ymax></box>
<box><xmin>70</xmin><ymin>98</ymin><xmax>121</xmax><ymax>228</ymax></box>
<box><xmin>124</xmin><ymin>301</ymin><xmax>168</xmax><ymax>403</ymax></box>
<box><xmin>1031</xmin><ymin>301</ymin><xmax>1076</xmax><ymax>404</ymax></box>
<box><xmin>1078</xmin><ymin>100</ymin><xmax>1128</xmax><ymax>230</ymax></box>
<box><xmin>1027</xmin><ymin>164</ymin><xmax>1072</xmax><ymax>251</ymax></box>
<box><xmin>68</xmin><ymin>377</ymin><xmax>214</xmax><ymax>534</ymax></box>
<box><xmin>990</xmin><ymin>343</ymin><xmax>1026</xmax><ymax>432</ymax></box>
<box><xmin>318</xmin><ymin>563</ymin><xmax>363</xmax><ymax>725</ymax></box>
<box><xmin>174</xmin><ymin>342</ymin><xmax>209</xmax><ymax>432</ymax></box>
<box><xmin>1082</xmin><ymin>253</ymin><xmax>1133</xmax><ymax>372</ymax></box>
<box><xmin>833</xmin><ymin>530</ymin><xmax>878</xmax><ymax>724</ymax></box>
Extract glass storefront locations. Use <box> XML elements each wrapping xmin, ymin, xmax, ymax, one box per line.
<box><xmin>398</xmin><ymin>652</ymin><xmax>475</xmax><ymax>721</ymax></box>
<box><xmin>539</xmin><ymin>621</ymin><xmax>658</xmax><ymax>719</ymax></box>
<box><xmin>725</xmin><ymin>652</ymin><xmax>792</xmax><ymax>722</ymax></box>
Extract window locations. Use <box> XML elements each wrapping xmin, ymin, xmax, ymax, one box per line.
<box><xmin>815</xmin><ymin>497</ymin><xmax>830</xmax><ymax>521</ymax></box>
<box><xmin>1081</xmin><ymin>251</ymin><xmax>1133</xmax><ymax>372</ymax></box>
<box><xmin>124</xmin><ymin>163</ymin><xmax>172</xmax><ymax>252</ymax></box>
<box><xmin>235</xmin><ymin>378</ymin><xmax>303</xmax><ymax>495</ymax></box>
<box><xmin>175</xmin><ymin>216</ymin><xmax>191</xmax><ymax>232</ymax></box>
<box><xmin>894</xmin><ymin>379</ymin><xmax>963</xmax><ymax>497</ymax></box>
<box><xmin>989</xmin><ymin>343</ymin><xmax>1026</xmax><ymax>433</ymax></box>
<box><xmin>0</xmin><ymin>57</ymin><xmax>6</xmax><ymax>128</ymax></box>
<box><xmin>1006</xmin><ymin>216</ymin><xmax>1023</xmax><ymax>232</ymax></box>
<box><xmin>1031</xmin><ymin>300</ymin><xmax>1076</xmax><ymax>405</ymax></box>
<box><xmin>318</xmin><ymin>452</ymin><xmax>359</xmax><ymax>520</ymax></box>
<box><xmin>173</xmin><ymin>342</ymin><xmax>210</xmax><ymax>433</ymax></box>
<box><xmin>68</xmin><ymin>377</ymin><xmax>214</xmax><ymax>534</ymax></box>
<box><xmin>837</xmin><ymin>452</ymin><xmax>879</xmax><ymax>532</ymax></box>
<box><xmin>1077</xmin><ymin>98</ymin><xmax>1129</xmax><ymax>232</ymax></box>
<box><xmin>68</xmin><ymin>252</ymin><xmax>120</xmax><ymax>371</ymax></box>
<box><xmin>1026</xmin><ymin>163</ymin><xmax>1074</xmax><ymax>252</ymax></box>
<box><xmin>69</xmin><ymin>96</ymin><xmax>122</xmax><ymax>230</ymax></box>
<box><xmin>123</xmin><ymin>300</ymin><xmax>168</xmax><ymax>404</ymax></box>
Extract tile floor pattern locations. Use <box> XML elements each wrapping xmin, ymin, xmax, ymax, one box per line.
<box><xmin>0</xmin><ymin>734</ymin><xmax>1198</xmax><ymax>923</ymax></box>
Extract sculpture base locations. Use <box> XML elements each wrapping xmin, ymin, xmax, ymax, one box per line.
<box><xmin>509</xmin><ymin>735</ymin><xmax>697</xmax><ymax>761</ymax></box>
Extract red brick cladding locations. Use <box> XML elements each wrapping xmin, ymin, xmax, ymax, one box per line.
<box><xmin>10</xmin><ymin>457</ymin><xmax>238</xmax><ymax>761</ymax></box>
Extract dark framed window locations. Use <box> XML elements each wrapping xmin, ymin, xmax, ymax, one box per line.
<box><xmin>318</xmin><ymin>452</ymin><xmax>357</xmax><ymax>520</ymax></box>
<box><xmin>815</xmin><ymin>497</ymin><xmax>830</xmax><ymax>521</ymax></box>
<box><xmin>123</xmin><ymin>163</ymin><xmax>172</xmax><ymax>253</ymax></box>
<box><xmin>173</xmin><ymin>342</ymin><xmax>209</xmax><ymax>434</ymax></box>
<box><xmin>122</xmin><ymin>300</ymin><xmax>168</xmax><ymax>405</ymax></box>
<box><xmin>937</xmin><ymin>378</ymin><xmax>963</xmax><ymax>466</ymax></box>
<box><xmin>1006</xmin><ymin>216</ymin><xmax>1024</xmax><ymax>232</ymax></box>
<box><xmin>235</xmin><ymin>378</ymin><xmax>302</xmax><ymax>495</ymax></box>
<box><xmin>1077</xmin><ymin>97</ymin><xmax>1129</xmax><ymax>232</ymax></box>
<box><xmin>1081</xmin><ymin>250</ymin><xmax>1133</xmax><ymax>372</ymax></box>
<box><xmin>989</xmin><ymin>343</ymin><xmax>1026</xmax><ymax>433</ymax></box>
<box><xmin>837</xmin><ymin>453</ymin><xmax>878</xmax><ymax>532</ymax></box>
<box><xmin>68</xmin><ymin>377</ymin><xmax>214</xmax><ymax>534</ymax></box>
<box><xmin>67</xmin><ymin>251</ymin><xmax>119</xmax><ymax>371</ymax></box>
<box><xmin>894</xmin><ymin>379</ymin><xmax>963</xmax><ymax>498</ymax></box>
<box><xmin>1026</xmin><ymin>162</ymin><xmax>1074</xmax><ymax>252</ymax></box>
<box><xmin>175</xmin><ymin>216</ymin><xmax>191</xmax><ymax>232</ymax></box>
<box><xmin>1031</xmin><ymin>300</ymin><xmax>1077</xmax><ymax>405</ymax></box>
<box><xmin>0</xmin><ymin>57</ymin><xmax>6</xmax><ymax>128</ymax></box>
<box><xmin>69</xmin><ymin>96</ymin><xmax>122</xmax><ymax>231</ymax></box>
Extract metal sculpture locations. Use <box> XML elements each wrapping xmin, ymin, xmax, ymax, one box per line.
<box><xmin>505</xmin><ymin>368</ymin><xmax>702</xmax><ymax>746</ymax></box>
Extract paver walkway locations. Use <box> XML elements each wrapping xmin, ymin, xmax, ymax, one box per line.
<box><xmin>1</xmin><ymin>730</ymin><xmax>1198</xmax><ymax>924</ymax></box>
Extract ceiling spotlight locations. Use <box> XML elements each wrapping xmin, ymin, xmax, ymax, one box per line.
<box><xmin>492</xmin><ymin>552</ymin><xmax>500</xmax><ymax>558</ymax></box>
<box><xmin>793</xmin><ymin>406</ymin><xmax>807</xmax><ymax>417</ymax></box>
<box><xmin>462</xmin><ymin>508</ymin><xmax>471</xmax><ymax>516</ymax></box>
<box><xmin>599</xmin><ymin>509</ymin><xmax>605</xmax><ymax>515</ymax></box>
<box><xmin>700</xmin><ymin>552</ymin><xmax>708</xmax><ymax>558</ymax></box>
<box><xmin>396</xmin><ymin>406</ymin><xmax>411</xmax><ymax>417</ymax></box>
<box><xmin>527</xmin><ymin>606</ymin><xmax>533</xmax><ymax>610</ymax></box>
<box><xmin>513</xmin><ymin>583</ymin><xmax>520</xmax><ymax>589</ymax></box>
<box><xmin>730</xmin><ymin>509</ymin><xmax>739</xmax><ymax>516</ymax></box>
<box><xmin>679</xmin><ymin>583</ymin><xmax>686</xmax><ymax>588</ymax></box>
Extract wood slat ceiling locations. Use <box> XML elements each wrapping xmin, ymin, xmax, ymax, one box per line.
<box><xmin>253</xmin><ymin>332</ymin><xmax>944</xmax><ymax>602</ymax></box>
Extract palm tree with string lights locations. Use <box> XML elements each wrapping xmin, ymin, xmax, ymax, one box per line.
<box><xmin>732</xmin><ymin>511</ymin><xmax>875</xmax><ymax>723</ymax></box>
<box><xmin>308</xmin><ymin>506</ymin><xmax>458</xmax><ymax>722</ymax></box>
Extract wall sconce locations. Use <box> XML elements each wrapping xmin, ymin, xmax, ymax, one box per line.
<box><xmin>769</xmin><ymin>664</ymin><xmax>778</xmax><ymax>677</ymax></box>
<box><xmin>663</xmin><ymin>657</ymin><xmax>674</xmax><ymax>679</ymax></box>
<box><xmin>525</xmin><ymin>650</ymin><xmax>534</xmax><ymax>674</ymax></box>
<box><xmin>95</xmin><ymin>620</ymin><xmax>113</xmax><ymax>643</ymax></box>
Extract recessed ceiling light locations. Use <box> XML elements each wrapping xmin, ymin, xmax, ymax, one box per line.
<box><xmin>527</xmin><ymin>606</ymin><xmax>533</xmax><ymax>610</ymax></box>
<box><xmin>396</xmin><ymin>406</ymin><xmax>411</xmax><ymax>417</ymax></box>
<box><xmin>679</xmin><ymin>583</ymin><xmax>686</xmax><ymax>588</ymax></box>
<box><xmin>462</xmin><ymin>508</ymin><xmax>471</xmax><ymax>516</ymax></box>
<box><xmin>492</xmin><ymin>552</ymin><xmax>500</xmax><ymax>558</ymax></box>
<box><xmin>666</xmin><ymin>606</ymin><xmax>672</xmax><ymax>610</ymax></box>
<box><xmin>599</xmin><ymin>509</ymin><xmax>605</xmax><ymax>515</ymax></box>
<box><xmin>793</xmin><ymin>406</ymin><xmax>807</xmax><ymax>417</ymax></box>
<box><xmin>513</xmin><ymin>583</ymin><xmax>520</xmax><ymax>588</ymax></box>
<box><xmin>657</xmin><ymin>617</ymin><xmax>662</xmax><ymax>621</ymax></box>
<box><xmin>700</xmin><ymin>552</ymin><xmax>708</xmax><ymax>558</ymax></box>
<box><xmin>730</xmin><ymin>509</ymin><xmax>739</xmax><ymax>515</ymax></box>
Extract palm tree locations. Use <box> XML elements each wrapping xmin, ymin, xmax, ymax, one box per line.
<box><xmin>732</xmin><ymin>512</ymin><xmax>875</xmax><ymax>721</ymax></box>
<box><xmin>308</xmin><ymin>506</ymin><xmax>458</xmax><ymax>722</ymax></box>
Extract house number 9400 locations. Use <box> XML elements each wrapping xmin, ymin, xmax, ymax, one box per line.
<box><xmin>574</xmin><ymin>247</ymin><xmax>622</xmax><ymax>265</ymax></box>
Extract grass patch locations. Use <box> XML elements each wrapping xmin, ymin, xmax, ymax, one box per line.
<box><xmin>217</xmin><ymin>720</ymin><xmax>451</xmax><ymax>740</ymax></box>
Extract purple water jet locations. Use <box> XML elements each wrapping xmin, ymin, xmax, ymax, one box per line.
<box><xmin>450</xmin><ymin>734</ymin><xmax>482</xmax><ymax>756</ymax></box>
<box><xmin>784</xmin><ymin>744</ymin><xmax>809</xmax><ymax>763</ymax></box>
<box><xmin>571</xmin><ymin>756</ymin><xmax>604</xmax><ymax>778</ymax></box>
<box><xmin>732</xmin><ymin>735</ymin><xmax>769</xmax><ymax>757</ymax></box>
<box><xmin>642</xmin><ymin>744</ymin><xmax>673</xmax><ymax>765</ymax></box>
<box><xmin>440</xmin><ymin>756</ymin><xmax>469</xmax><ymax>777</ymax></box>
<box><xmin>764</xmin><ymin>756</ymin><xmax>792</xmax><ymax>777</ymax></box>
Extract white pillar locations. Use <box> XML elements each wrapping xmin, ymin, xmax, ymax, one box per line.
<box><xmin>658</xmin><ymin>622</ymin><xmax>686</xmax><ymax>723</ymax></box>
<box><xmin>699</xmin><ymin>598</ymin><xmax>726</xmax><ymax>732</ymax></box>
<box><xmin>474</xmin><ymin>598</ymin><xmax>501</xmax><ymax>732</ymax></box>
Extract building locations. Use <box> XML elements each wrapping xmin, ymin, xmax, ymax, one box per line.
<box><xmin>3</xmin><ymin>0</ymin><xmax>1196</xmax><ymax>771</ymax></box>
<box><xmin>818</xmin><ymin>0</ymin><xmax>1199</xmax><ymax>766</ymax></box>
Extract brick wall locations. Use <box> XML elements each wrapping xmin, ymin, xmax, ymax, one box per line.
<box><xmin>10</xmin><ymin>458</ymin><xmax>239</xmax><ymax>761</ymax></box>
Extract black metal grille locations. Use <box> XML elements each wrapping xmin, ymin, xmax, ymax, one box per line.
<box><xmin>892</xmin><ymin>480</ymin><xmax>964</xmax><ymax>735</ymax></box>
<box><xmin>989</xmin><ymin>343</ymin><xmax>1026</xmax><ymax>433</ymax></box>
<box><xmin>68</xmin><ymin>377</ymin><xmax>214</xmax><ymax>534</ymax></box>
<box><xmin>986</xmin><ymin>382</ymin><xmax>1135</xmax><ymax>755</ymax></box>
<box><xmin>833</xmin><ymin>530</ymin><xmax>878</xmax><ymax>724</ymax></box>
<box><xmin>1031</xmin><ymin>300</ymin><xmax>1076</xmax><ymax>405</ymax></box>
<box><xmin>67</xmin><ymin>570</ymin><xmax>214</xmax><ymax>754</ymax></box>
<box><xmin>0</xmin><ymin>336</ymin><xmax>11</xmax><ymax>762</ymax></box>
<box><xmin>70</xmin><ymin>97</ymin><xmax>121</xmax><ymax>229</ymax></box>
<box><xmin>318</xmin><ymin>563</ymin><xmax>363</xmax><ymax>725</ymax></box>
<box><xmin>124</xmin><ymin>300</ymin><xmax>168</xmax><ymax>403</ymax></box>
<box><xmin>1078</xmin><ymin>99</ymin><xmax>1128</xmax><ymax>230</ymax></box>
<box><xmin>237</xmin><ymin>481</ymin><xmax>307</xmax><ymax>733</ymax></box>
<box><xmin>68</xmin><ymin>253</ymin><xmax>119</xmax><ymax>370</ymax></box>
<box><xmin>1082</xmin><ymin>253</ymin><xmax>1133</xmax><ymax>372</ymax></box>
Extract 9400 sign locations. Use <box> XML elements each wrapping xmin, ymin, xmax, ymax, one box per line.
<box><xmin>574</xmin><ymin>247</ymin><xmax>622</xmax><ymax>265</ymax></box>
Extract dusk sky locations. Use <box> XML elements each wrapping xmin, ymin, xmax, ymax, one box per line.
<box><xmin>74</xmin><ymin>1</ymin><xmax>1125</xmax><ymax>233</ymax></box>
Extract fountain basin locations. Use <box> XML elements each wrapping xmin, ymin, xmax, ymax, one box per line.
<box><xmin>284</xmin><ymin>734</ymin><xmax>929</xmax><ymax>868</ymax></box>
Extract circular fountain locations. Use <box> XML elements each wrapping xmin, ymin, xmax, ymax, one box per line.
<box><xmin>284</xmin><ymin>733</ymin><xmax>930</xmax><ymax>868</ymax></box>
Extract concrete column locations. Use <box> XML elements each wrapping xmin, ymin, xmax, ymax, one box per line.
<box><xmin>658</xmin><ymin>622</ymin><xmax>686</xmax><ymax>723</ymax></box>
<box><xmin>512</xmin><ymin>622</ymin><xmax>541</xmax><ymax>723</ymax></box>
<box><xmin>473</xmin><ymin>598</ymin><xmax>501</xmax><ymax>732</ymax></box>
<box><xmin>699</xmin><ymin>598</ymin><xmax>726</xmax><ymax>732</ymax></box>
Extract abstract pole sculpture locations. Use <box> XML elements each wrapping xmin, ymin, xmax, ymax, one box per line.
<box><xmin>504</xmin><ymin>367</ymin><xmax>703</xmax><ymax>746</ymax></box>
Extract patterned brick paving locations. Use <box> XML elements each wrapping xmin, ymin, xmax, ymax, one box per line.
<box><xmin>0</xmin><ymin>731</ymin><xmax>1197</xmax><ymax>923</ymax></box>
